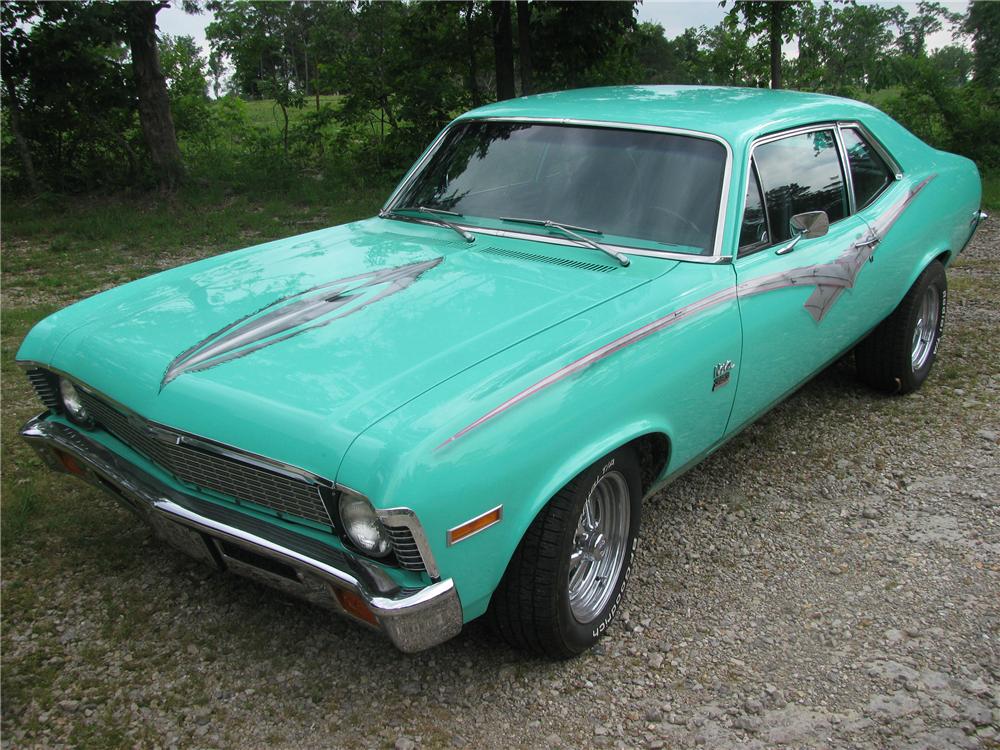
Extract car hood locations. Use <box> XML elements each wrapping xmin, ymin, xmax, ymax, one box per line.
<box><xmin>33</xmin><ymin>218</ymin><xmax>674</xmax><ymax>478</ymax></box>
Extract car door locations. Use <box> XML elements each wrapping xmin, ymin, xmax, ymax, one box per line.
<box><xmin>727</xmin><ymin>125</ymin><xmax>878</xmax><ymax>432</ymax></box>
<box><xmin>837</xmin><ymin>123</ymin><xmax>922</xmax><ymax>323</ymax></box>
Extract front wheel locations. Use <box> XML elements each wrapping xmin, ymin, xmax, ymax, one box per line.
<box><xmin>855</xmin><ymin>260</ymin><xmax>947</xmax><ymax>394</ymax></box>
<box><xmin>488</xmin><ymin>447</ymin><xmax>642</xmax><ymax>658</ymax></box>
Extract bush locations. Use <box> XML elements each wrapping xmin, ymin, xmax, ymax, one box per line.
<box><xmin>879</xmin><ymin>58</ymin><xmax>1000</xmax><ymax>168</ymax></box>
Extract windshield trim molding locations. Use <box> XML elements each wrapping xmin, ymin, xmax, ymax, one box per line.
<box><xmin>452</xmin><ymin>225</ymin><xmax>732</xmax><ymax>264</ymax></box>
<box><xmin>381</xmin><ymin>116</ymin><xmax>734</xmax><ymax>262</ymax></box>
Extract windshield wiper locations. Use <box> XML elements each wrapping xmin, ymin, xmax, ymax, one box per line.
<box><xmin>499</xmin><ymin>217</ymin><xmax>630</xmax><ymax>267</ymax></box>
<box><xmin>379</xmin><ymin>206</ymin><xmax>475</xmax><ymax>243</ymax></box>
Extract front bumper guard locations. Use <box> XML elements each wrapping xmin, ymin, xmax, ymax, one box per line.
<box><xmin>20</xmin><ymin>413</ymin><xmax>463</xmax><ymax>653</ymax></box>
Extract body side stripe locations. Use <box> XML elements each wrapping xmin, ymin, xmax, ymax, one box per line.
<box><xmin>438</xmin><ymin>175</ymin><xmax>934</xmax><ymax>449</ymax></box>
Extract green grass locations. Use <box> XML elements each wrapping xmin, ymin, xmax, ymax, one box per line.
<box><xmin>1</xmin><ymin>183</ymin><xmax>389</xmax><ymax>302</ymax></box>
<box><xmin>241</xmin><ymin>95</ymin><xmax>342</xmax><ymax>131</ymax></box>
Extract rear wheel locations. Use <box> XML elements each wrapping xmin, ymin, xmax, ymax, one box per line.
<box><xmin>856</xmin><ymin>261</ymin><xmax>947</xmax><ymax>394</ymax></box>
<box><xmin>488</xmin><ymin>447</ymin><xmax>642</xmax><ymax>658</ymax></box>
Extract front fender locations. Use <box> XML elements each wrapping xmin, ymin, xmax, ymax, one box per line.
<box><xmin>338</xmin><ymin>263</ymin><xmax>740</xmax><ymax>621</ymax></box>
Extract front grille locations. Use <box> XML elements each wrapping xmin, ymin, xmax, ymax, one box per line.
<box><xmin>77</xmin><ymin>390</ymin><xmax>335</xmax><ymax>527</ymax></box>
<box><xmin>383</xmin><ymin>524</ymin><xmax>425</xmax><ymax>572</ymax></box>
<box><xmin>27</xmin><ymin>369</ymin><xmax>61</xmax><ymax>411</ymax></box>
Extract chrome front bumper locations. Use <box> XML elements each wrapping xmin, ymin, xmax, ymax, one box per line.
<box><xmin>20</xmin><ymin>413</ymin><xmax>463</xmax><ymax>653</ymax></box>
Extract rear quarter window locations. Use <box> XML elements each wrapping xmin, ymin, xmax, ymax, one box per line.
<box><xmin>842</xmin><ymin>127</ymin><xmax>895</xmax><ymax>209</ymax></box>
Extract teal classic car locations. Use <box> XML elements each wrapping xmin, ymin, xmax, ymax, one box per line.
<box><xmin>18</xmin><ymin>87</ymin><xmax>985</xmax><ymax>656</ymax></box>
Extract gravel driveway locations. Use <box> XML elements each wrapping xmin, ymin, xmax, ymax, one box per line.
<box><xmin>2</xmin><ymin>222</ymin><xmax>997</xmax><ymax>750</ymax></box>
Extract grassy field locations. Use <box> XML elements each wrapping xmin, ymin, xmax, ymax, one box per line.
<box><xmin>1</xmin><ymin>184</ymin><xmax>390</xmax><ymax>305</ymax></box>
<box><xmin>241</xmin><ymin>95</ymin><xmax>343</xmax><ymax>130</ymax></box>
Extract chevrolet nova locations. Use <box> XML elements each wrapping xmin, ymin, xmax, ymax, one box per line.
<box><xmin>18</xmin><ymin>86</ymin><xmax>985</xmax><ymax>656</ymax></box>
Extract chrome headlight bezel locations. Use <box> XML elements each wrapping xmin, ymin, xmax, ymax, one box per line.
<box><xmin>339</xmin><ymin>492</ymin><xmax>393</xmax><ymax>559</ymax></box>
<box><xmin>58</xmin><ymin>377</ymin><xmax>95</xmax><ymax>429</ymax></box>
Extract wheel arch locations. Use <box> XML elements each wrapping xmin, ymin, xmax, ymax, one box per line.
<box><xmin>487</xmin><ymin>426</ymin><xmax>671</xmax><ymax>591</ymax></box>
<box><xmin>904</xmin><ymin>246</ymin><xmax>952</xmax><ymax>295</ymax></box>
<box><xmin>627</xmin><ymin>431</ymin><xmax>672</xmax><ymax>497</ymax></box>
<box><xmin>932</xmin><ymin>248</ymin><xmax>953</xmax><ymax>269</ymax></box>
<box><xmin>532</xmin><ymin>427</ymin><xmax>672</xmax><ymax>523</ymax></box>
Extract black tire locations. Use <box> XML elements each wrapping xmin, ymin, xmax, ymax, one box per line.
<box><xmin>855</xmin><ymin>260</ymin><xmax>947</xmax><ymax>394</ymax></box>
<box><xmin>487</xmin><ymin>447</ymin><xmax>642</xmax><ymax>658</ymax></box>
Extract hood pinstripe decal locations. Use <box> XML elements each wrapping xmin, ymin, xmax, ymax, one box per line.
<box><xmin>161</xmin><ymin>258</ymin><xmax>442</xmax><ymax>389</ymax></box>
<box><xmin>438</xmin><ymin>176</ymin><xmax>934</xmax><ymax>449</ymax></box>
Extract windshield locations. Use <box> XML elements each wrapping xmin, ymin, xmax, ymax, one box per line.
<box><xmin>392</xmin><ymin>121</ymin><xmax>728</xmax><ymax>256</ymax></box>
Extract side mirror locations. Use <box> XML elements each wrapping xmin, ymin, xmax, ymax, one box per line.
<box><xmin>789</xmin><ymin>210</ymin><xmax>830</xmax><ymax>239</ymax></box>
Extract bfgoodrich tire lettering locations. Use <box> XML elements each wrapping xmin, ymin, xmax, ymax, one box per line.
<box><xmin>856</xmin><ymin>260</ymin><xmax>947</xmax><ymax>395</ymax></box>
<box><xmin>488</xmin><ymin>447</ymin><xmax>642</xmax><ymax>658</ymax></box>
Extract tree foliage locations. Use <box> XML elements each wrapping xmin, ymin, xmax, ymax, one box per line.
<box><xmin>2</xmin><ymin>0</ymin><xmax>996</xmax><ymax>196</ymax></box>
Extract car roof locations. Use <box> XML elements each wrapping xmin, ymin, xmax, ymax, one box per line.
<box><xmin>457</xmin><ymin>85</ymin><xmax>884</xmax><ymax>147</ymax></box>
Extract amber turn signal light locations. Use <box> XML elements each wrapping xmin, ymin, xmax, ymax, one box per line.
<box><xmin>446</xmin><ymin>505</ymin><xmax>503</xmax><ymax>546</ymax></box>
<box><xmin>335</xmin><ymin>588</ymin><xmax>378</xmax><ymax>627</ymax></box>
<box><xmin>54</xmin><ymin>449</ymin><xmax>86</xmax><ymax>477</ymax></box>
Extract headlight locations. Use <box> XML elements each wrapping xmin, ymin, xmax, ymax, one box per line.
<box><xmin>59</xmin><ymin>378</ymin><xmax>94</xmax><ymax>428</ymax></box>
<box><xmin>339</xmin><ymin>494</ymin><xmax>393</xmax><ymax>558</ymax></box>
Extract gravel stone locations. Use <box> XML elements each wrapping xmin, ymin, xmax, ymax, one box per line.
<box><xmin>2</xmin><ymin>220</ymin><xmax>997</xmax><ymax>750</ymax></box>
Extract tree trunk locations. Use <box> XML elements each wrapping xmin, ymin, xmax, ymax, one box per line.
<box><xmin>277</xmin><ymin>101</ymin><xmax>289</xmax><ymax>153</ymax></box>
<box><xmin>516</xmin><ymin>0</ymin><xmax>533</xmax><ymax>96</ymax></box>
<box><xmin>465</xmin><ymin>1</ymin><xmax>482</xmax><ymax>107</ymax></box>
<box><xmin>768</xmin><ymin>2</ymin><xmax>782</xmax><ymax>89</ymax></box>
<box><xmin>304</xmin><ymin>45</ymin><xmax>318</xmax><ymax>111</ymax></box>
<box><xmin>124</xmin><ymin>1</ymin><xmax>184</xmax><ymax>190</ymax></box>
<box><xmin>491</xmin><ymin>1</ymin><xmax>516</xmax><ymax>101</ymax></box>
<box><xmin>2</xmin><ymin>74</ymin><xmax>42</xmax><ymax>194</ymax></box>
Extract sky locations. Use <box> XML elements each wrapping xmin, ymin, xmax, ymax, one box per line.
<box><xmin>157</xmin><ymin>0</ymin><xmax>971</xmax><ymax>63</ymax></box>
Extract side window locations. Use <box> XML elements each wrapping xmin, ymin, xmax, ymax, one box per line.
<box><xmin>842</xmin><ymin>127</ymin><xmax>894</xmax><ymax>209</ymax></box>
<box><xmin>738</xmin><ymin>162</ymin><xmax>769</xmax><ymax>254</ymax></box>
<box><xmin>753</xmin><ymin>129</ymin><xmax>848</xmax><ymax>243</ymax></box>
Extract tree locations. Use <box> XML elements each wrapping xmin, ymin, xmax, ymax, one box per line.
<box><xmin>158</xmin><ymin>33</ymin><xmax>210</xmax><ymax>139</ymax></box>
<box><xmin>700</xmin><ymin>20</ymin><xmax>765</xmax><ymax>86</ymax></box>
<box><xmin>790</xmin><ymin>1</ymin><xmax>835</xmax><ymax>90</ymax></box>
<box><xmin>827</xmin><ymin>3</ymin><xmax>897</xmax><ymax>91</ymax></box>
<box><xmin>723</xmin><ymin>1</ymin><xmax>800</xmax><ymax>89</ymax></box>
<box><xmin>1</xmin><ymin>1</ymin><xmax>142</xmax><ymax>191</ymax></box>
<box><xmin>1</xmin><ymin>1</ymin><xmax>42</xmax><ymax>193</ymax></box>
<box><xmin>491</xmin><ymin>1</ymin><xmax>516</xmax><ymax>100</ymax></box>
<box><xmin>122</xmin><ymin>1</ymin><xmax>185</xmax><ymax>190</ymax></box>
<box><xmin>159</xmin><ymin>34</ymin><xmax>208</xmax><ymax>98</ymax></box>
<box><xmin>964</xmin><ymin>0</ymin><xmax>1000</xmax><ymax>90</ymax></box>
<box><xmin>928</xmin><ymin>44</ymin><xmax>974</xmax><ymax>86</ymax></box>
<box><xmin>208</xmin><ymin>50</ymin><xmax>225</xmax><ymax>98</ymax></box>
<box><xmin>463</xmin><ymin>2</ymin><xmax>488</xmax><ymax>107</ymax></box>
<box><xmin>528</xmin><ymin>2</ymin><xmax>638</xmax><ymax>91</ymax></box>
<box><xmin>516</xmin><ymin>1</ymin><xmax>533</xmax><ymax>95</ymax></box>
<box><xmin>894</xmin><ymin>1</ymin><xmax>961</xmax><ymax>58</ymax></box>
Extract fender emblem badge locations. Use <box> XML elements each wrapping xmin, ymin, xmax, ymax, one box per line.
<box><xmin>713</xmin><ymin>360</ymin><xmax>735</xmax><ymax>391</ymax></box>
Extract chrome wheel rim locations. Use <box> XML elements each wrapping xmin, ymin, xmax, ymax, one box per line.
<box><xmin>911</xmin><ymin>285</ymin><xmax>940</xmax><ymax>371</ymax></box>
<box><xmin>568</xmin><ymin>471</ymin><xmax>630</xmax><ymax>623</ymax></box>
